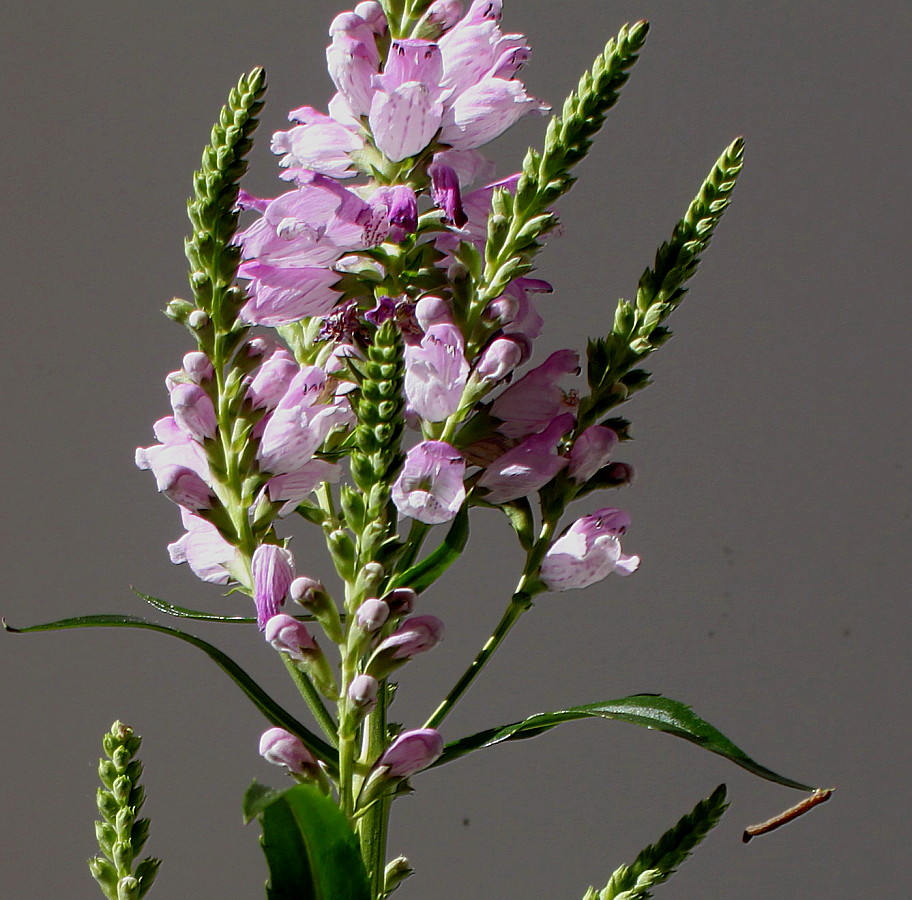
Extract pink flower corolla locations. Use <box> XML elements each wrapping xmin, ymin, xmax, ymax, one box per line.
<box><xmin>539</xmin><ymin>508</ymin><xmax>640</xmax><ymax>591</ymax></box>
<box><xmin>309</xmin><ymin>0</ymin><xmax>545</xmax><ymax>166</ymax></box>
<box><xmin>376</xmin><ymin>728</ymin><xmax>444</xmax><ymax>777</ymax></box>
<box><xmin>428</xmin><ymin>161</ymin><xmax>467</xmax><ymax>226</ymax></box>
<box><xmin>489</xmin><ymin>349</ymin><xmax>580</xmax><ymax>439</ymax></box>
<box><xmin>257</xmin><ymin>366</ymin><xmax>351</xmax><ymax>475</ymax></box>
<box><xmin>475</xmin><ymin>335</ymin><xmax>524</xmax><ymax>382</ymax></box>
<box><xmin>252</xmin><ymin>544</ymin><xmax>295</xmax><ymax>629</ymax></box>
<box><xmin>247</xmin><ymin>348</ymin><xmax>299</xmax><ymax>410</ymax></box>
<box><xmin>404</xmin><ymin>324</ymin><xmax>469</xmax><ymax>421</ymax></box>
<box><xmin>237</xmin><ymin>172</ymin><xmax>415</xmax><ymax>326</ymax></box>
<box><xmin>476</xmin><ymin>412</ymin><xmax>575</xmax><ymax>503</ymax></box>
<box><xmin>136</xmin><ymin>415</ymin><xmax>211</xmax><ymax>489</ymax></box>
<box><xmin>265</xmin><ymin>613</ymin><xmax>319</xmax><ymax>661</ymax></box>
<box><xmin>392</xmin><ymin>440</ymin><xmax>466</xmax><ymax>524</ymax></box>
<box><xmin>568</xmin><ymin>425</ymin><xmax>619</xmax><ymax>483</ymax></box>
<box><xmin>266</xmin><ymin>459</ymin><xmax>343</xmax><ymax>517</ymax></box>
<box><xmin>155</xmin><ymin>464</ymin><xmax>213</xmax><ymax>512</ymax></box>
<box><xmin>348</xmin><ymin>673</ymin><xmax>380</xmax><ymax>711</ymax></box>
<box><xmin>169</xmin><ymin>382</ymin><xmax>217</xmax><ymax>441</ymax></box>
<box><xmin>167</xmin><ymin>509</ymin><xmax>238</xmax><ymax>585</ymax></box>
<box><xmin>259</xmin><ymin>727</ymin><xmax>318</xmax><ymax>775</ymax></box>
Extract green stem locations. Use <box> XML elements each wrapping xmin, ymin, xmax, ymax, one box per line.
<box><xmin>423</xmin><ymin>517</ymin><xmax>559</xmax><ymax>729</ymax></box>
<box><xmin>359</xmin><ymin>682</ymin><xmax>391</xmax><ymax>899</ymax></box>
<box><xmin>281</xmin><ymin>655</ymin><xmax>338</xmax><ymax>745</ymax></box>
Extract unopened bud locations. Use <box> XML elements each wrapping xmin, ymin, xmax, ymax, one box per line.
<box><xmin>415</xmin><ymin>295</ymin><xmax>452</xmax><ymax>330</ymax></box>
<box><xmin>117</xmin><ymin>875</ymin><xmax>141</xmax><ymax>900</ymax></box>
<box><xmin>484</xmin><ymin>294</ymin><xmax>519</xmax><ymax>326</ymax></box>
<box><xmin>376</xmin><ymin>729</ymin><xmax>444</xmax><ymax>777</ymax></box>
<box><xmin>383</xmin><ymin>856</ymin><xmax>414</xmax><ymax>893</ymax></box>
<box><xmin>356</xmin><ymin>599</ymin><xmax>390</xmax><ymax>633</ymax></box>
<box><xmin>347</xmin><ymin>674</ymin><xmax>379</xmax><ymax>711</ymax></box>
<box><xmin>476</xmin><ymin>337</ymin><xmax>523</xmax><ymax>382</ymax></box>
<box><xmin>259</xmin><ymin>728</ymin><xmax>318</xmax><ymax>777</ymax></box>
<box><xmin>182</xmin><ymin>351</ymin><xmax>213</xmax><ymax>384</ymax></box>
<box><xmin>354</xmin><ymin>562</ymin><xmax>385</xmax><ymax>597</ymax></box>
<box><xmin>165</xmin><ymin>297</ymin><xmax>195</xmax><ymax>323</ymax></box>
<box><xmin>382</xmin><ymin>587</ymin><xmax>417</xmax><ymax>616</ymax></box>
<box><xmin>368</xmin><ymin>615</ymin><xmax>444</xmax><ymax>677</ymax></box>
<box><xmin>354</xmin><ymin>1</ymin><xmax>386</xmax><ymax>31</ymax></box>
<box><xmin>264</xmin><ymin>614</ymin><xmax>318</xmax><ymax>661</ymax></box>
<box><xmin>568</xmin><ymin>425</ymin><xmax>618</xmax><ymax>483</ymax></box>
<box><xmin>187</xmin><ymin>309</ymin><xmax>209</xmax><ymax>329</ymax></box>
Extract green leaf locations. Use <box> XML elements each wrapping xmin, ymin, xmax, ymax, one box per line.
<box><xmin>4</xmin><ymin>615</ymin><xmax>338</xmax><ymax>772</ymax></box>
<box><xmin>594</xmin><ymin>784</ymin><xmax>729</xmax><ymax>900</ymax></box>
<box><xmin>433</xmin><ymin>694</ymin><xmax>811</xmax><ymax>791</ymax></box>
<box><xmin>391</xmin><ymin>503</ymin><xmax>469</xmax><ymax>594</ymax></box>
<box><xmin>245</xmin><ymin>781</ymin><xmax>370</xmax><ymax>900</ymax></box>
<box><xmin>133</xmin><ymin>590</ymin><xmax>255</xmax><ymax>623</ymax></box>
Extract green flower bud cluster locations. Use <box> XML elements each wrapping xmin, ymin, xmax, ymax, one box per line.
<box><xmin>347</xmin><ymin>320</ymin><xmax>406</xmax><ymax>535</ymax></box>
<box><xmin>89</xmin><ymin>722</ymin><xmax>160</xmax><ymax>900</ymax></box>
<box><xmin>184</xmin><ymin>67</ymin><xmax>266</xmax><ymax>332</ymax></box>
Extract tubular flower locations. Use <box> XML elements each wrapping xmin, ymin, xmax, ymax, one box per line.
<box><xmin>252</xmin><ymin>544</ymin><xmax>295</xmax><ymax>629</ymax></box>
<box><xmin>477</xmin><ymin>413</ymin><xmax>575</xmax><ymax>503</ymax></box>
<box><xmin>404</xmin><ymin>324</ymin><xmax>470</xmax><ymax>422</ymax></box>
<box><xmin>375</xmin><ymin>728</ymin><xmax>444</xmax><ymax>777</ymax></box>
<box><xmin>540</xmin><ymin>508</ymin><xmax>640</xmax><ymax>592</ymax></box>
<box><xmin>392</xmin><ymin>441</ymin><xmax>466</xmax><ymax>524</ymax></box>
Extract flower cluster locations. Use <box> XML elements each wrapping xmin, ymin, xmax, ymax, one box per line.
<box><xmin>137</xmin><ymin>0</ymin><xmax>639</xmax><ymax>804</ymax></box>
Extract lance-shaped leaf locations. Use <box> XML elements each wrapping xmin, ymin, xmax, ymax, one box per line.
<box><xmin>133</xmin><ymin>589</ymin><xmax>321</xmax><ymax>626</ymax></box>
<box><xmin>4</xmin><ymin>615</ymin><xmax>338</xmax><ymax>772</ymax></box>
<box><xmin>243</xmin><ymin>782</ymin><xmax>370</xmax><ymax>900</ymax></box>
<box><xmin>433</xmin><ymin>694</ymin><xmax>811</xmax><ymax>791</ymax></box>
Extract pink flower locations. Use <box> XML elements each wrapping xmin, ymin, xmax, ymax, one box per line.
<box><xmin>348</xmin><ymin>674</ymin><xmax>380</xmax><ymax>711</ymax></box>
<box><xmin>169</xmin><ymin>382</ymin><xmax>217</xmax><ymax>441</ymax></box>
<box><xmin>568</xmin><ymin>425</ymin><xmax>618</xmax><ymax>483</ymax></box>
<box><xmin>155</xmin><ymin>464</ymin><xmax>213</xmax><ymax>512</ymax></box>
<box><xmin>252</xmin><ymin>544</ymin><xmax>295</xmax><ymax>629</ymax></box>
<box><xmin>136</xmin><ymin>415</ymin><xmax>210</xmax><ymax>485</ymax></box>
<box><xmin>477</xmin><ymin>413</ymin><xmax>575</xmax><ymax>503</ymax></box>
<box><xmin>404</xmin><ymin>324</ymin><xmax>469</xmax><ymax>421</ymax></box>
<box><xmin>376</xmin><ymin>728</ymin><xmax>444</xmax><ymax>777</ymax></box>
<box><xmin>489</xmin><ymin>349</ymin><xmax>580</xmax><ymax>438</ymax></box>
<box><xmin>167</xmin><ymin>509</ymin><xmax>237</xmax><ymax>585</ymax></box>
<box><xmin>392</xmin><ymin>441</ymin><xmax>466</xmax><ymax>524</ymax></box>
<box><xmin>540</xmin><ymin>508</ymin><xmax>640</xmax><ymax>591</ymax></box>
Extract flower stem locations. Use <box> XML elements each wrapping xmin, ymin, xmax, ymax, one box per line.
<box><xmin>281</xmin><ymin>655</ymin><xmax>338</xmax><ymax>744</ymax></box>
<box><xmin>359</xmin><ymin>682</ymin><xmax>391</xmax><ymax>899</ymax></box>
<box><xmin>422</xmin><ymin>518</ymin><xmax>557</xmax><ymax>730</ymax></box>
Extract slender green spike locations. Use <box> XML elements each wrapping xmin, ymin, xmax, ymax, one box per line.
<box><xmin>592</xmin><ymin>785</ymin><xmax>729</xmax><ymax>900</ymax></box>
<box><xmin>89</xmin><ymin>723</ymin><xmax>160</xmax><ymax>900</ymax></box>
<box><xmin>475</xmin><ymin>22</ymin><xmax>649</xmax><ymax>308</ymax></box>
<box><xmin>580</xmin><ymin>139</ymin><xmax>745</xmax><ymax>426</ymax></box>
<box><xmin>635</xmin><ymin>138</ymin><xmax>745</xmax><ymax>316</ymax></box>
<box><xmin>184</xmin><ymin>67</ymin><xmax>267</xmax><ymax>328</ymax></box>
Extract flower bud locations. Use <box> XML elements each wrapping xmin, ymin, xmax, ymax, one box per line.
<box><xmin>348</xmin><ymin>674</ymin><xmax>379</xmax><ymax>711</ymax></box>
<box><xmin>265</xmin><ymin>614</ymin><xmax>318</xmax><ymax>661</ymax></box>
<box><xmin>415</xmin><ymin>295</ymin><xmax>452</xmax><ymax>330</ymax></box>
<box><xmin>259</xmin><ymin>727</ymin><xmax>318</xmax><ymax>776</ymax></box>
<box><xmin>368</xmin><ymin>615</ymin><xmax>444</xmax><ymax>677</ymax></box>
<box><xmin>484</xmin><ymin>294</ymin><xmax>519</xmax><ymax>326</ymax></box>
<box><xmin>476</xmin><ymin>337</ymin><xmax>523</xmax><ymax>382</ymax></box>
<box><xmin>187</xmin><ymin>309</ymin><xmax>209</xmax><ymax>329</ymax></box>
<box><xmin>382</xmin><ymin>587</ymin><xmax>417</xmax><ymax>616</ymax></box>
<box><xmin>376</xmin><ymin>729</ymin><xmax>444</xmax><ymax>777</ymax></box>
<box><xmin>356</xmin><ymin>599</ymin><xmax>390</xmax><ymax>633</ymax></box>
<box><xmin>117</xmin><ymin>876</ymin><xmax>140</xmax><ymax>900</ymax></box>
<box><xmin>290</xmin><ymin>576</ymin><xmax>343</xmax><ymax>643</ymax></box>
<box><xmin>248</xmin><ymin>350</ymin><xmax>298</xmax><ymax>409</ymax></box>
<box><xmin>383</xmin><ymin>857</ymin><xmax>414</xmax><ymax>894</ymax></box>
<box><xmin>182</xmin><ymin>351</ymin><xmax>213</xmax><ymax>384</ymax></box>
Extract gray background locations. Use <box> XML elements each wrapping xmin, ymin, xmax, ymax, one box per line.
<box><xmin>2</xmin><ymin>1</ymin><xmax>909</xmax><ymax>897</ymax></box>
